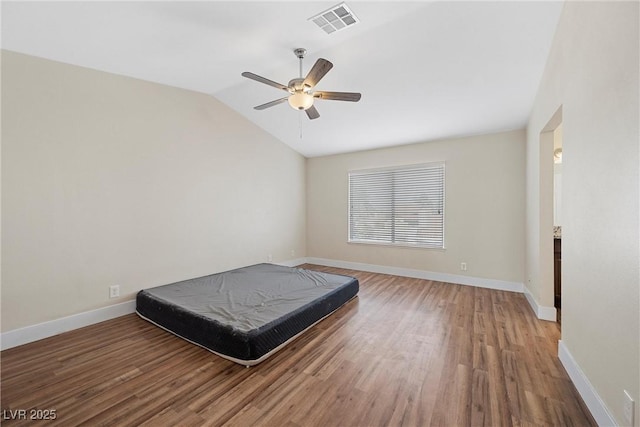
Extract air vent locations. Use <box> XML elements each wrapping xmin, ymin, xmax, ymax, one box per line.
<box><xmin>308</xmin><ymin>3</ymin><xmax>359</xmax><ymax>34</ymax></box>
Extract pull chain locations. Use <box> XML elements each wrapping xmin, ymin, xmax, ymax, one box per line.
<box><xmin>299</xmin><ymin>111</ymin><xmax>303</xmax><ymax>140</ymax></box>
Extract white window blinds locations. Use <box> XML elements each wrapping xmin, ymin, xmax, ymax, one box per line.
<box><xmin>348</xmin><ymin>163</ymin><xmax>445</xmax><ymax>248</ymax></box>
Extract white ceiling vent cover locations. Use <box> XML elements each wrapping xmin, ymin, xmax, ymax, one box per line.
<box><xmin>309</xmin><ymin>3</ymin><xmax>359</xmax><ymax>34</ymax></box>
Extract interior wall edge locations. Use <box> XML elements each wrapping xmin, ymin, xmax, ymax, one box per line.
<box><xmin>523</xmin><ymin>283</ymin><xmax>557</xmax><ymax>321</ymax></box>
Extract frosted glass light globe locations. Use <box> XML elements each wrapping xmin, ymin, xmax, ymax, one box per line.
<box><xmin>288</xmin><ymin>92</ymin><xmax>314</xmax><ymax>110</ymax></box>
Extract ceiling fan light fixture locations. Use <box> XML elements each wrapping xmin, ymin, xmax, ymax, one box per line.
<box><xmin>288</xmin><ymin>92</ymin><xmax>314</xmax><ymax>110</ymax></box>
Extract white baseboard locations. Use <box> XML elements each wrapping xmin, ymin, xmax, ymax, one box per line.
<box><xmin>0</xmin><ymin>258</ymin><xmax>531</xmax><ymax>350</ymax></box>
<box><xmin>523</xmin><ymin>284</ymin><xmax>557</xmax><ymax>321</ymax></box>
<box><xmin>1</xmin><ymin>300</ymin><xmax>136</xmax><ymax>351</ymax></box>
<box><xmin>2</xmin><ymin>259</ymin><xmax>611</xmax><ymax>427</ymax></box>
<box><xmin>558</xmin><ymin>340</ymin><xmax>617</xmax><ymax>426</ymax></box>
<box><xmin>306</xmin><ymin>257</ymin><xmax>524</xmax><ymax>293</ymax></box>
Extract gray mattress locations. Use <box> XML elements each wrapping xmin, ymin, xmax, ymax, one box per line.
<box><xmin>136</xmin><ymin>263</ymin><xmax>359</xmax><ymax>365</ymax></box>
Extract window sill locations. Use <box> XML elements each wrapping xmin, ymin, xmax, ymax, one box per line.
<box><xmin>347</xmin><ymin>240</ymin><xmax>446</xmax><ymax>251</ymax></box>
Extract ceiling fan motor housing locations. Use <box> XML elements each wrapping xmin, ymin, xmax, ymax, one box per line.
<box><xmin>288</xmin><ymin>78</ymin><xmax>307</xmax><ymax>91</ymax></box>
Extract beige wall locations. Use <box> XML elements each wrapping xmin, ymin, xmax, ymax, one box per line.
<box><xmin>307</xmin><ymin>130</ymin><xmax>526</xmax><ymax>284</ymax></box>
<box><xmin>526</xmin><ymin>2</ymin><xmax>639</xmax><ymax>425</ymax></box>
<box><xmin>1</xmin><ymin>51</ymin><xmax>306</xmax><ymax>332</ymax></box>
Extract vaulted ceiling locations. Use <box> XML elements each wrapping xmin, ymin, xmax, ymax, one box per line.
<box><xmin>1</xmin><ymin>1</ymin><xmax>564</xmax><ymax>157</ymax></box>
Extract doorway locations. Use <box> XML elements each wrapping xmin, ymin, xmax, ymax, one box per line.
<box><xmin>540</xmin><ymin>106</ymin><xmax>562</xmax><ymax>326</ymax></box>
<box><xmin>553</xmin><ymin>124</ymin><xmax>563</xmax><ymax>322</ymax></box>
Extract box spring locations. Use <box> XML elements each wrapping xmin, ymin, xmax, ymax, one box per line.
<box><xmin>136</xmin><ymin>263</ymin><xmax>358</xmax><ymax>366</ymax></box>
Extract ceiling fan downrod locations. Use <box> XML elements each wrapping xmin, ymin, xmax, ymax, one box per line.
<box><xmin>293</xmin><ymin>48</ymin><xmax>307</xmax><ymax>78</ymax></box>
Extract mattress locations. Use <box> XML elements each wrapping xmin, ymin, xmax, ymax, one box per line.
<box><xmin>136</xmin><ymin>263</ymin><xmax>359</xmax><ymax>366</ymax></box>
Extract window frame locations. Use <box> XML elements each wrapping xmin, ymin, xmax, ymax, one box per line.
<box><xmin>347</xmin><ymin>162</ymin><xmax>446</xmax><ymax>250</ymax></box>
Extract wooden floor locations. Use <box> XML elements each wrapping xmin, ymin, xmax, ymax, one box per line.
<box><xmin>1</xmin><ymin>265</ymin><xmax>595</xmax><ymax>426</ymax></box>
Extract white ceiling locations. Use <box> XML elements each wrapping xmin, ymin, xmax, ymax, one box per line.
<box><xmin>1</xmin><ymin>1</ymin><xmax>564</xmax><ymax>157</ymax></box>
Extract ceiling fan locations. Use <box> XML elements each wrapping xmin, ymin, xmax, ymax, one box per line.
<box><xmin>241</xmin><ymin>48</ymin><xmax>361</xmax><ymax>120</ymax></box>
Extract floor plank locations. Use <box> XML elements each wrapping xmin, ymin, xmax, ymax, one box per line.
<box><xmin>1</xmin><ymin>264</ymin><xmax>596</xmax><ymax>426</ymax></box>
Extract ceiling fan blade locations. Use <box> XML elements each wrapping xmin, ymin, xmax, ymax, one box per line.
<box><xmin>314</xmin><ymin>91</ymin><xmax>362</xmax><ymax>102</ymax></box>
<box><xmin>303</xmin><ymin>58</ymin><xmax>333</xmax><ymax>89</ymax></box>
<box><xmin>242</xmin><ymin>72</ymin><xmax>289</xmax><ymax>91</ymax></box>
<box><xmin>254</xmin><ymin>97</ymin><xmax>289</xmax><ymax>110</ymax></box>
<box><xmin>306</xmin><ymin>105</ymin><xmax>320</xmax><ymax>120</ymax></box>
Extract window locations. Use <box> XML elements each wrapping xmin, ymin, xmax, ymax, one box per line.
<box><xmin>348</xmin><ymin>163</ymin><xmax>445</xmax><ymax>248</ymax></box>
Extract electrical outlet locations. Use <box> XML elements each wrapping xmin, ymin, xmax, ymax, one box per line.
<box><xmin>623</xmin><ymin>390</ymin><xmax>634</xmax><ymax>425</ymax></box>
<box><xmin>109</xmin><ymin>285</ymin><xmax>120</xmax><ymax>299</ymax></box>
<box><xmin>291</xmin><ymin>249</ymin><xmax>295</xmax><ymax>257</ymax></box>
<box><xmin>460</xmin><ymin>262</ymin><xmax>467</xmax><ymax>271</ymax></box>
<box><xmin>268</xmin><ymin>254</ymin><xmax>273</xmax><ymax>262</ymax></box>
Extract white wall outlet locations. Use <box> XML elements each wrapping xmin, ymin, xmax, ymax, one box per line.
<box><xmin>290</xmin><ymin>249</ymin><xmax>295</xmax><ymax>257</ymax></box>
<box><xmin>460</xmin><ymin>262</ymin><xmax>467</xmax><ymax>271</ymax></box>
<box><xmin>623</xmin><ymin>390</ymin><xmax>634</xmax><ymax>425</ymax></box>
<box><xmin>109</xmin><ymin>285</ymin><xmax>120</xmax><ymax>299</ymax></box>
<box><xmin>268</xmin><ymin>254</ymin><xmax>273</xmax><ymax>262</ymax></box>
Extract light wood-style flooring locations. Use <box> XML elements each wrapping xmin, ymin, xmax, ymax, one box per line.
<box><xmin>1</xmin><ymin>265</ymin><xmax>596</xmax><ymax>426</ymax></box>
